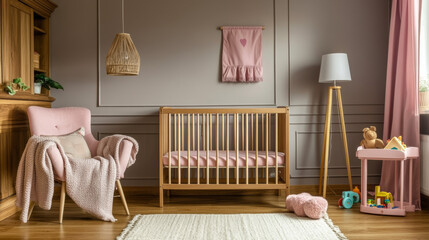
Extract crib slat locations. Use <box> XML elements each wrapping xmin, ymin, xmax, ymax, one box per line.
<box><xmin>216</xmin><ymin>114</ymin><xmax>219</xmax><ymax>184</ymax></box>
<box><xmin>235</xmin><ymin>114</ymin><xmax>239</xmax><ymax>184</ymax></box>
<box><xmin>261</xmin><ymin>115</ymin><xmax>264</xmax><ymax>151</ymax></box>
<box><xmin>168</xmin><ymin>114</ymin><xmax>172</xmax><ymax>184</ymax></box>
<box><xmin>222</xmin><ymin>114</ymin><xmax>225</xmax><ymax>151</ymax></box>
<box><xmin>268</xmin><ymin>114</ymin><xmax>271</xmax><ymax>151</ymax></box>
<box><xmin>202</xmin><ymin>114</ymin><xmax>205</xmax><ymax>151</ymax></box>
<box><xmin>275</xmin><ymin>113</ymin><xmax>278</xmax><ymax>184</ymax></box>
<box><xmin>210</xmin><ymin>114</ymin><xmax>213</xmax><ymax>151</ymax></box>
<box><xmin>174</xmin><ymin>114</ymin><xmax>177</xmax><ymax>151</ymax></box>
<box><xmin>188</xmin><ymin>114</ymin><xmax>191</xmax><ymax>184</ymax></box>
<box><xmin>206</xmin><ymin>114</ymin><xmax>210</xmax><ymax>184</ymax></box>
<box><xmin>197</xmin><ymin>114</ymin><xmax>200</xmax><ymax>184</ymax></box>
<box><xmin>226</xmin><ymin>114</ymin><xmax>230</xmax><ymax>184</ymax></box>
<box><xmin>192</xmin><ymin>114</ymin><xmax>195</xmax><ymax>151</ymax></box>
<box><xmin>241</xmin><ymin>113</ymin><xmax>244</xmax><ymax>151</ymax></box>
<box><xmin>251</xmin><ymin>114</ymin><xmax>254</xmax><ymax>151</ymax></box>
<box><xmin>246</xmin><ymin>113</ymin><xmax>249</xmax><ymax>184</ymax></box>
<box><xmin>255</xmin><ymin>114</ymin><xmax>259</xmax><ymax>184</ymax></box>
<box><xmin>178</xmin><ymin>114</ymin><xmax>181</xmax><ymax>184</ymax></box>
<box><xmin>266</xmin><ymin>113</ymin><xmax>269</xmax><ymax>184</ymax></box>
<box><xmin>182</xmin><ymin>114</ymin><xmax>184</xmax><ymax>151</ymax></box>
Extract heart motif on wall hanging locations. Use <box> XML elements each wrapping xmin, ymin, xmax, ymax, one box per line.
<box><xmin>240</xmin><ymin>38</ymin><xmax>247</xmax><ymax>47</ymax></box>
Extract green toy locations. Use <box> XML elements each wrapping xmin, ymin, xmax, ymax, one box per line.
<box><xmin>338</xmin><ymin>191</ymin><xmax>360</xmax><ymax>209</ymax></box>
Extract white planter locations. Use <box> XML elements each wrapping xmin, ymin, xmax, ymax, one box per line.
<box><xmin>34</xmin><ymin>82</ymin><xmax>42</xmax><ymax>94</ymax></box>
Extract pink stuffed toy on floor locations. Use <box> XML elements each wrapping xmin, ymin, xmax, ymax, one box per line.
<box><xmin>286</xmin><ymin>193</ymin><xmax>328</xmax><ymax>219</ymax></box>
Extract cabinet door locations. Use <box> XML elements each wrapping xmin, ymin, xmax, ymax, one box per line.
<box><xmin>1</xmin><ymin>0</ymin><xmax>33</xmax><ymax>93</ymax></box>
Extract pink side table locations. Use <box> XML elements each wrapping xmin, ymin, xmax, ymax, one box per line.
<box><xmin>356</xmin><ymin>146</ymin><xmax>418</xmax><ymax>216</ymax></box>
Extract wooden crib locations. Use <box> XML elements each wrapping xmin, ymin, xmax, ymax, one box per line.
<box><xmin>159</xmin><ymin>107</ymin><xmax>289</xmax><ymax>207</ymax></box>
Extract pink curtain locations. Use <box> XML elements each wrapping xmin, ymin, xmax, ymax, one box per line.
<box><xmin>382</xmin><ymin>0</ymin><xmax>421</xmax><ymax>210</ymax></box>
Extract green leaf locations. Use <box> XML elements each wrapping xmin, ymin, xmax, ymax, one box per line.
<box><xmin>5</xmin><ymin>85</ymin><xmax>16</xmax><ymax>95</ymax></box>
<box><xmin>42</xmin><ymin>82</ymin><xmax>51</xmax><ymax>90</ymax></box>
<box><xmin>51</xmin><ymin>80</ymin><xmax>64</xmax><ymax>90</ymax></box>
<box><xmin>35</xmin><ymin>74</ymin><xmax>46</xmax><ymax>83</ymax></box>
<box><xmin>22</xmin><ymin>85</ymin><xmax>30</xmax><ymax>91</ymax></box>
<box><xmin>13</xmin><ymin>78</ymin><xmax>22</xmax><ymax>84</ymax></box>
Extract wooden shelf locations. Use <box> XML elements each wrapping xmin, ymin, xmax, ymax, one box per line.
<box><xmin>33</xmin><ymin>26</ymin><xmax>46</xmax><ymax>34</ymax></box>
<box><xmin>0</xmin><ymin>92</ymin><xmax>55</xmax><ymax>102</ymax></box>
<box><xmin>34</xmin><ymin>68</ymin><xmax>47</xmax><ymax>73</ymax></box>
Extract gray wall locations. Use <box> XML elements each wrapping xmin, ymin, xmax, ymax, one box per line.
<box><xmin>50</xmin><ymin>0</ymin><xmax>388</xmax><ymax>186</ymax></box>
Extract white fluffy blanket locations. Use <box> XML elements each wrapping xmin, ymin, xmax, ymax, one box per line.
<box><xmin>15</xmin><ymin>135</ymin><xmax>138</xmax><ymax>223</ymax></box>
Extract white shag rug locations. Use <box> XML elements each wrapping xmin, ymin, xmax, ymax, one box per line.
<box><xmin>117</xmin><ymin>213</ymin><xmax>347</xmax><ymax>240</ymax></box>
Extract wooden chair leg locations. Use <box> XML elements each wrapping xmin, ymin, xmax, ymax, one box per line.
<box><xmin>116</xmin><ymin>180</ymin><xmax>130</xmax><ymax>215</ymax></box>
<box><xmin>59</xmin><ymin>182</ymin><xmax>66</xmax><ymax>224</ymax></box>
<box><xmin>27</xmin><ymin>202</ymin><xmax>36</xmax><ymax>221</ymax></box>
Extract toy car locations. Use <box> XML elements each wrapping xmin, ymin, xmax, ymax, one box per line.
<box><xmin>338</xmin><ymin>191</ymin><xmax>360</xmax><ymax>209</ymax></box>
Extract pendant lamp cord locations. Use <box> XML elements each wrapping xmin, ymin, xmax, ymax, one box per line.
<box><xmin>122</xmin><ymin>0</ymin><xmax>125</xmax><ymax>33</ymax></box>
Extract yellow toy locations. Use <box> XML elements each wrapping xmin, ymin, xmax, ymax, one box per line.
<box><xmin>384</xmin><ymin>136</ymin><xmax>407</xmax><ymax>151</ymax></box>
<box><xmin>374</xmin><ymin>186</ymin><xmax>393</xmax><ymax>207</ymax></box>
<box><xmin>360</xmin><ymin>126</ymin><xmax>385</xmax><ymax>148</ymax></box>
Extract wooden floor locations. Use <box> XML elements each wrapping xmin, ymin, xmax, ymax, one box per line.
<box><xmin>0</xmin><ymin>185</ymin><xmax>428</xmax><ymax>240</ymax></box>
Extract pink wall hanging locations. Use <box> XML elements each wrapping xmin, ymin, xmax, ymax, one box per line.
<box><xmin>221</xmin><ymin>26</ymin><xmax>263</xmax><ymax>82</ymax></box>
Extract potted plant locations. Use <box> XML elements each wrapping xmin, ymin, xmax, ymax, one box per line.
<box><xmin>4</xmin><ymin>78</ymin><xmax>30</xmax><ymax>95</ymax></box>
<box><xmin>34</xmin><ymin>73</ymin><xmax>64</xmax><ymax>94</ymax></box>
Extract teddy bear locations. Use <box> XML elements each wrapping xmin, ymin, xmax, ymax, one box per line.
<box><xmin>360</xmin><ymin>126</ymin><xmax>385</xmax><ymax>149</ymax></box>
<box><xmin>286</xmin><ymin>193</ymin><xmax>328</xmax><ymax>219</ymax></box>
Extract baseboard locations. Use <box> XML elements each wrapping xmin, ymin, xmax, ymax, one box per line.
<box><xmin>0</xmin><ymin>196</ymin><xmax>19</xmax><ymax>222</ymax></box>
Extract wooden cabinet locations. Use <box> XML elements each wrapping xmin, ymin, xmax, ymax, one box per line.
<box><xmin>1</xmin><ymin>0</ymin><xmax>56</xmax><ymax>96</ymax></box>
<box><xmin>0</xmin><ymin>0</ymin><xmax>56</xmax><ymax>221</ymax></box>
<box><xmin>1</xmin><ymin>0</ymin><xmax>33</xmax><ymax>93</ymax></box>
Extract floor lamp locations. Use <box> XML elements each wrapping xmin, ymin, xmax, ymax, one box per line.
<box><xmin>318</xmin><ymin>53</ymin><xmax>353</xmax><ymax>198</ymax></box>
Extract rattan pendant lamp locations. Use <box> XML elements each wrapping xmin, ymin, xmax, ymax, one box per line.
<box><xmin>106</xmin><ymin>0</ymin><xmax>140</xmax><ymax>76</ymax></box>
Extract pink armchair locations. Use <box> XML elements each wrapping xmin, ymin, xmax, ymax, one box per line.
<box><xmin>26</xmin><ymin>106</ymin><xmax>133</xmax><ymax>223</ymax></box>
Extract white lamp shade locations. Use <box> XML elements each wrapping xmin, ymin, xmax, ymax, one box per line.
<box><xmin>319</xmin><ymin>53</ymin><xmax>351</xmax><ymax>83</ymax></box>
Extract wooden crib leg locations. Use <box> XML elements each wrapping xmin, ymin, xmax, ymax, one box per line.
<box><xmin>166</xmin><ymin>190</ymin><xmax>171</xmax><ymax>197</ymax></box>
<box><xmin>159</xmin><ymin>187</ymin><xmax>164</xmax><ymax>208</ymax></box>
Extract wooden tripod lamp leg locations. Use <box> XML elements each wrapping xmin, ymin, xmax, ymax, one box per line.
<box><xmin>318</xmin><ymin>99</ymin><xmax>330</xmax><ymax>196</ymax></box>
<box><xmin>59</xmin><ymin>181</ymin><xmax>66</xmax><ymax>224</ymax></box>
<box><xmin>319</xmin><ymin>87</ymin><xmax>333</xmax><ymax>198</ymax></box>
<box><xmin>336</xmin><ymin>88</ymin><xmax>353</xmax><ymax>191</ymax></box>
<box><xmin>116</xmin><ymin>180</ymin><xmax>130</xmax><ymax>216</ymax></box>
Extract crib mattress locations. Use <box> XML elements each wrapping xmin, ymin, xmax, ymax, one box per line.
<box><xmin>162</xmin><ymin>150</ymin><xmax>285</xmax><ymax>167</ymax></box>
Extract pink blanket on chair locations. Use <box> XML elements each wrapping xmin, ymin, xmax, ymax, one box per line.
<box><xmin>221</xmin><ymin>26</ymin><xmax>263</xmax><ymax>82</ymax></box>
<box><xmin>15</xmin><ymin>135</ymin><xmax>138</xmax><ymax>223</ymax></box>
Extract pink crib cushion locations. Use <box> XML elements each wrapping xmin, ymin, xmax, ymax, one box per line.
<box><xmin>162</xmin><ymin>151</ymin><xmax>285</xmax><ymax>167</ymax></box>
